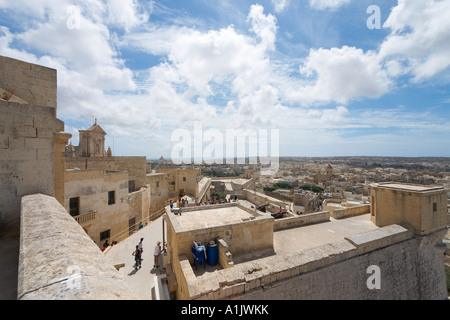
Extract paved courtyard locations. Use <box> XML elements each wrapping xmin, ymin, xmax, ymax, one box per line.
<box><xmin>105</xmin><ymin>216</ymin><xmax>166</xmax><ymax>300</ymax></box>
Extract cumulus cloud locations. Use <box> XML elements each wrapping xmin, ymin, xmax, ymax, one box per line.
<box><xmin>247</xmin><ymin>4</ymin><xmax>278</xmax><ymax>51</ymax></box>
<box><xmin>379</xmin><ymin>0</ymin><xmax>450</xmax><ymax>83</ymax></box>
<box><xmin>289</xmin><ymin>46</ymin><xmax>391</xmax><ymax>105</ymax></box>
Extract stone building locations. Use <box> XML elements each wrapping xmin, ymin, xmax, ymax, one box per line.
<box><xmin>64</xmin><ymin>169</ymin><xmax>143</xmax><ymax>247</ymax></box>
<box><xmin>65</xmin><ymin>120</ymin><xmax>109</xmax><ymax>158</ymax></box>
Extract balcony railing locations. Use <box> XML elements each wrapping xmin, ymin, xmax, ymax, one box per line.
<box><xmin>74</xmin><ymin>210</ymin><xmax>96</xmax><ymax>224</ymax></box>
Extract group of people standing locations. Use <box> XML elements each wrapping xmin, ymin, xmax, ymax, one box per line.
<box><xmin>132</xmin><ymin>238</ymin><xmax>162</xmax><ymax>271</ymax></box>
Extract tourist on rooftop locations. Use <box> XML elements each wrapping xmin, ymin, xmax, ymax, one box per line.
<box><xmin>154</xmin><ymin>241</ymin><xmax>161</xmax><ymax>269</ymax></box>
<box><xmin>101</xmin><ymin>240</ymin><xmax>109</xmax><ymax>252</ymax></box>
<box><xmin>138</xmin><ymin>238</ymin><xmax>144</xmax><ymax>260</ymax></box>
<box><xmin>132</xmin><ymin>245</ymin><xmax>142</xmax><ymax>270</ymax></box>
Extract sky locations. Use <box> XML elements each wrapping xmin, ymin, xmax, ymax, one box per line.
<box><xmin>0</xmin><ymin>0</ymin><xmax>449</xmax><ymax>160</ymax></box>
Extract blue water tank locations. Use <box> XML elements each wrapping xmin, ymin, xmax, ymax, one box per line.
<box><xmin>206</xmin><ymin>244</ymin><xmax>218</xmax><ymax>266</ymax></box>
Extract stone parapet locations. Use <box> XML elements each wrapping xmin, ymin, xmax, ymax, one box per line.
<box><xmin>332</xmin><ymin>204</ymin><xmax>371</xmax><ymax>219</ymax></box>
<box><xmin>18</xmin><ymin>194</ymin><xmax>140</xmax><ymax>300</ymax></box>
<box><xmin>273</xmin><ymin>211</ymin><xmax>330</xmax><ymax>231</ymax></box>
<box><xmin>183</xmin><ymin>223</ymin><xmax>434</xmax><ymax>300</ymax></box>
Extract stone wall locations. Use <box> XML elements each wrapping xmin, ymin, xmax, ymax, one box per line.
<box><xmin>64</xmin><ymin>169</ymin><xmax>130</xmax><ymax>247</ymax></box>
<box><xmin>18</xmin><ymin>194</ymin><xmax>140</xmax><ymax>299</ymax></box>
<box><xmin>65</xmin><ymin>157</ymin><xmax>147</xmax><ymax>190</ymax></box>
<box><xmin>167</xmin><ymin>209</ymin><xmax>274</xmax><ymax>266</ymax></box>
<box><xmin>242</xmin><ymin>189</ymin><xmax>290</xmax><ymax>212</ymax></box>
<box><xmin>146</xmin><ymin>173</ymin><xmax>170</xmax><ymax>216</ymax></box>
<box><xmin>273</xmin><ymin>211</ymin><xmax>330</xmax><ymax>231</ymax></box>
<box><xmin>332</xmin><ymin>204</ymin><xmax>371</xmax><ymax>219</ymax></box>
<box><xmin>0</xmin><ymin>101</ymin><xmax>57</xmax><ymax>236</ymax></box>
<box><xmin>128</xmin><ymin>186</ymin><xmax>151</xmax><ymax>228</ymax></box>
<box><xmin>183</xmin><ymin>224</ymin><xmax>448</xmax><ymax>300</ymax></box>
<box><xmin>0</xmin><ymin>55</ymin><xmax>57</xmax><ymax>110</ymax></box>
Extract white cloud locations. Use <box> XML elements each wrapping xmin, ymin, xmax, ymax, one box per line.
<box><xmin>106</xmin><ymin>0</ymin><xmax>150</xmax><ymax>31</ymax></box>
<box><xmin>309</xmin><ymin>0</ymin><xmax>351</xmax><ymax>10</ymax></box>
<box><xmin>379</xmin><ymin>0</ymin><xmax>450</xmax><ymax>83</ymax></box>
<box><xmin>1</xmin><ymin>1</ymin><xmax>448</xmax><ymax>158</ymax></box>
<box><xmin>247</xmin><ymin>4</ymin><xmax>278</xmax><ymax>51</ymax></box>
<box><xmin>272</xmin><ymin>0</ymin><xmax>290</xmax><ymax>13</ymax></box>
<box><xmin>289</xmin><ymin>46</ymin><xmax>391</xmax><ymax>105</ymax></box>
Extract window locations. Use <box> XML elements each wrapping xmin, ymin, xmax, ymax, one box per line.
<box><xmin>108</xmin><ymin>191</ymin><xmax>115</xmax><ymax>205</ymax></box>
<box><xmin>183</xmin><ymin>177</ymin><xmax>186</xmax><ymax>182</ymax></box>
<box><xmin>128</xmin><ymin>180</ymin><xmax>135</xmax><ymax>193</ymax></box>
<box><xmin>156</xmin><ymin>181</ymin><xmax>159</xmax><ymax>188</ymax></box>
<box><xmin>129</xmin><ymin>217</ymin><xmax>136</xmax><ymax>236</ymax></box>
<box><xmin>69</xmin><ymin>197</ymin><xmax>79</xmax><ymax>217</ymax></box>
<box><xmin>100</xmin><ymin>229</ymin><xmax>110</xmax><ymax>241</ymax></box>
<box><xmin>433</xmin><ymin>202</ymin><xmax>437</xmax><ymax>213</ymax></box>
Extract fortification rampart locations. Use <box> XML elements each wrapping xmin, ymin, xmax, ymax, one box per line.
<box><xmin>18</xmin><ymin>194</ymin><xmax>140</xmax><ymax>300</ymax></box>
<box><xmin>332</xmin><ymin>204</ymin><xmax>371</xmax><ymax>219</ymax></box>
<box><xmin>273</xmin><ymin>211</ymin><xmax>330</xmax><ymax>231</ymax></box>
<box><xmin>182</xmin><ymin>224</ymin><xmax>448</xmax><ymax>300</ymax></box>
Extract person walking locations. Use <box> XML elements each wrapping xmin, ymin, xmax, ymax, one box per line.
<box><xmin>138</xmin><ymin>238</ymin><xmax>144</xmax><ymax>260</ymax></box>
<box><xmin>153</xmin><ymin>241</ymin><xmax>161</xmax><ymax>268</ymax></box>
<box><xmin>132</xmin><ymin>245</ymin><xmax>142</xmax><ymax>270</ymax></box>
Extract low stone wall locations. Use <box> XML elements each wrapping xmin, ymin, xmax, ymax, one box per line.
<box><xmin>332</xmin><ymin>204</ymin><xmax>371</xmax><ymax>219</ymax></box>
<box><xmin>273</xmin><ymin>211</ymin><xmax>330</xmax><ymax>231</ymax></box>
<box><xmin>242</xmin><ymin>189</ymin><xmax>290</xmax><ymax>211</ymax></box>
<box><xmin>217</xmin><ymin>238</ymin><xmax>234</xmax><ymax>269</ymax></box>
<box><xmin>18</xmin><ymin>194</ymin><xmax>140</xmax><ymax>300</ymax></box>
<box><xmin>175</xmin><ymin>201</ymin><xmax>239</xmax><ymax>213</ymax></box>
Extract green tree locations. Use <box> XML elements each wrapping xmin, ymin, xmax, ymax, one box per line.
<box><xmin>273</xmin><ymin>182</ymin><xmax>293</xmax><ymax>190</ymax></box>
<box><xmin>299</xmin><ymin>184</ymin><xmax>324</xmax><ymax>193</ymax></box>
<box><xmin>211</xmin><ymin>191</ymin><xmax>227</xmax><ymax>200</ymax></box>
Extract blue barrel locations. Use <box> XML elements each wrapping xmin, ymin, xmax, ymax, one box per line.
<box><xmin>206</xmin><ymin>244</ymin><xmax>218</xmax><ymax>266</ymax></box>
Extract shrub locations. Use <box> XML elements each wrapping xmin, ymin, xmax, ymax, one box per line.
<box><xmin>299</xmin><ymin>184</ymin><xmax>324</xmax><ymax>193</ymax></box>
<box><xmin>273</xmin><ymin>182</ymin><xmax>293</xmax><ymax>190</ymax></box>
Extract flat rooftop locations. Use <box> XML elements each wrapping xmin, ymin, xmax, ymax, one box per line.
<box><xmin>193</xmin><ymin>213</ymin><xmax>379</xmax><ymax>278</ymax></box>
<box><xmin>175</xmin><ymin>206</ymin><xmax>255</xmax><ymax>230</ymax></box>
<box><xmin>375</xmin><ymin>183</ymin><xmax>444</xmax><ymax>192</ymax></box>
<box><xmin>273</xmin><ymin>214</ymin><xmax>377</xmax><ymax>255</ymax></box>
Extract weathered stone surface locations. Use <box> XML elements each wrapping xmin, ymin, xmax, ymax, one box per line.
<box><xmin>18</xmin><ymin>194</ymin><xmax>140</xmax><ymax>300</ymax></box>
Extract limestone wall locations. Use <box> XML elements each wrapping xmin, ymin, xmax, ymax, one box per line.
<box><xmin>242</xmin><ymin>189</ymin><xmax>290</xmax><ymax>212</ymax></box>
<box><xmin>128</xmin><ymin>186</ymin><xmax>151</xmax><ymax>227</ymax></box>
<box><xmin>168</xmin><ymin>211</ymin><xmax>273</xmax><ymax>266</ymax></box>
<box><xmin>273</xmin><ymin>211</ymin><xmax>330</xmax><ymax>231</ymax></box>
<box><xmin>184</xmin><ymin>224</ymin><xmax>448</xmax><ymax>300</ymax></box>
<box><xmin>65</xmin><ymin>157</ymin><xmax>147</xmax><ymax>190</ymax></box>
<box><xmin>332</xmin><ymin>204</ymin><xmax>371</xmax><ymax>219</ymax></box>
<box><xmin>159</xmin><ymin>167</ymin><xmax>201</xmax><ymax>199</ymax></box>
<box><xmin>0</xmin><ymin>56</ymin><xmax>57</xmax><ymax>110</ymax></box>
<box><xmin>18</xmin><ymin>194</ymin><xmax>140</xmax><ymax>300</ymax></box>
<box><xmin>146</xmin><ymin>173</ymin><xmax>170</xmax><ymax>216</ymax></box>
<box><xmin>0</xmin><ymin>101</ymin><xmax>57</xmax><ymax>236</ymax></box>
<box><xmin>64</xmin><ymin>169</ymin><xmax>130</xmax><ymax>247</ymax></box>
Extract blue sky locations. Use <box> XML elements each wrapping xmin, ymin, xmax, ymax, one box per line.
<box><xmin>0</xmin><ymin>0</ymin><xmax>449</xmax><ymax>159</ymax></box>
